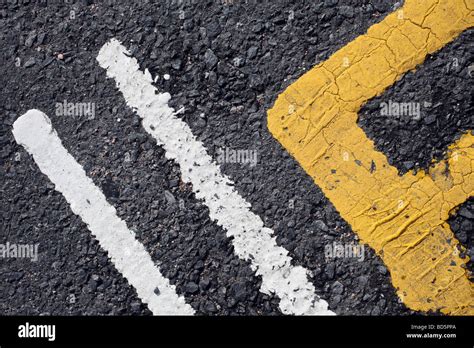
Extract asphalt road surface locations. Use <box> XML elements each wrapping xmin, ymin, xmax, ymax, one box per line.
<box><xmin>0</xmin><ymin>0</ymin><xmax>472</xmax><ymax>316</ymax></box>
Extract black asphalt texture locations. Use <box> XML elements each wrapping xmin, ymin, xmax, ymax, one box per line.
<box><xmin>0</xmin><ymin>0</ymin><xmax>472</xmax><ymax>315</ymax></box>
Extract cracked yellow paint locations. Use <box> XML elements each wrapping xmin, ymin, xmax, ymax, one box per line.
<box><xmin>268</xmin><ymin>0</ymin><xmax>474</xmax><ymax>315</ymax></box>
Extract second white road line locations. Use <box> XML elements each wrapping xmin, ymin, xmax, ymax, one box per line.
<box><xmin>97</xmin><ymin>38</ymin><xmax>334</xmax><ymax>315</ymax></box>
<box><xmin>12</xmin><ymin>110</ymin><xmax>194</xmax><ymax>315</ymax></box>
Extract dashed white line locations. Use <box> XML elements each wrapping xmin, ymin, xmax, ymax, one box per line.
<box><xmin>97</xmin><ymin>38</ymin><xmax>334</xmax><ymax>315</ymax></box>
<box><xmin>12</xmin><ymin>110</ymin><xmax>194</xmax><ymax>315</ymax></box>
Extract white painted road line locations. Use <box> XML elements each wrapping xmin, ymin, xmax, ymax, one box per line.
<box><xmin>97</xmin><ymin>39</ymin><xmax>334</xmax><ymax>315</ymax></box>
<box><xmin>12</xmin><ymin>110</ymin><xmax>194</xmax><ymax>316</ymax></box>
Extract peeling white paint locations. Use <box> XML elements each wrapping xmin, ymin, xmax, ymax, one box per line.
<box><xmin>13</xmin><ymin>110</ymin><xmax>194</xmax><ymax>315</ymax></box>
<box><xmin>97</xmin><ymin>39</ymin><xmax>334</xmax><ymax>315</ymax></box>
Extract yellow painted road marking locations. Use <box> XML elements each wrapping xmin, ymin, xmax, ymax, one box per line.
<box><xmin>268</xmin><ymin>0</ymin><xmax>474</xmax><ymax>315</ymax></box>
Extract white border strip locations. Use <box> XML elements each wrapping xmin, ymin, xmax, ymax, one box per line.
<box><xmin>12</xmin><ymin>110</ymin><xmax>194</xmax><ymax>315</ymax></box>
<box><xmin>97</xmin><ymin>39</ymin><xmax>334</xmax><ymax>315</ymax></box>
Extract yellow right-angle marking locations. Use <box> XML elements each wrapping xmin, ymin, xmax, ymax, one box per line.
<box><xmin>268</xmin><ymin>0</ymin><xmax>474</xmax><ymax>314</ymax></box>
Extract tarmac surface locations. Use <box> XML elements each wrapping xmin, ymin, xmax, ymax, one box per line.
<box><xmin>0</xmin><ymin>0</ymin><xmax>472</xmax><ymax>315</ymax></box>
